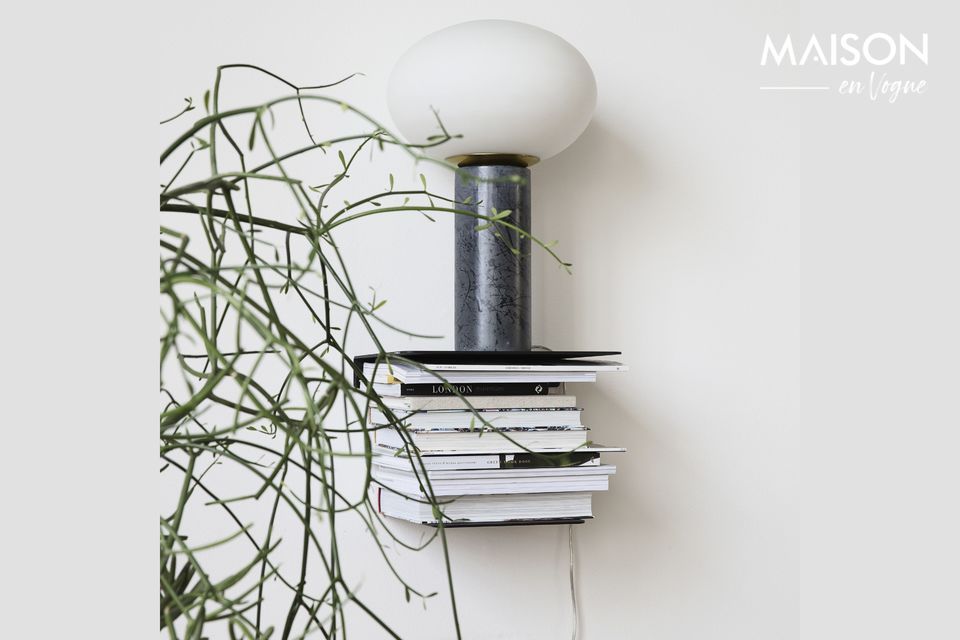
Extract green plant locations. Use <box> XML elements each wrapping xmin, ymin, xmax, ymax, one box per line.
<box><xmin>160</xmin><ymin>65</ymin><xmax>567</xmax><ymax>639</ymax></box>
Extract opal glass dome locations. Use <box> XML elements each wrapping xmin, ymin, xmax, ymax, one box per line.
<box><xmin>387</xmin><ymin>20</ymin><xmax>597</xmax><ymax>163</ymax></box>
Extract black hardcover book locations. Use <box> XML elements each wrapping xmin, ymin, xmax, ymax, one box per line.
<box><xmin>380</xmin><ymin>382</ymin><xmax>559</xmax><ymax>396</ymax></box>
<box><xmin>360</xmin><ymin>350</ymin><xmax>619</xmax><ymax>364</ymax></box>
<box><xmin>352</xmin><ymin>350</ymin><xmax>621</xmax><ymax>387</ymax></box>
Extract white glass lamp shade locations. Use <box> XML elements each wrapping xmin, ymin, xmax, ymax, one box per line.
<box><xmin>387</xmin><ymin>20</ymin><xmax>597</xmax><ymax>163</ymax></box>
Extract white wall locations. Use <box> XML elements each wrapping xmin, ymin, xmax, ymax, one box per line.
<box><xmin>159</xmin><ymin>1</ymin><xmax>960</xmax><ymax>638</ymax></box>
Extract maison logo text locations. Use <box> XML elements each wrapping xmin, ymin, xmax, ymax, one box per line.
<box><xmin>759</xmin><ymin>33</ymin><xmax>928</xmax><ymax>102</ymax></box>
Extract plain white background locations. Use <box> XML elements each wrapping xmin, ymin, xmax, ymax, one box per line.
<box><xmin>7</xmin><ymin>0</ymin><xmax>960</xmax><ymax>637</ymax></box>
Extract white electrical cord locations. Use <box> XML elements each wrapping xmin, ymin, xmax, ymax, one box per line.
<box><xmin>569</xmin><ymin>524</ymin><xmax>579</xmax><ymax>640</ymax></box>
<box><xmin>533</xmin><ymin>350</ymin><xmax>579</xmax><ymax>638</ymax></box>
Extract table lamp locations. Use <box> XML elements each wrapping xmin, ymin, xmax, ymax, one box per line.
<box><xmin>388</xmin><ymin>19</ymin><xmax>596</xmax><ymax>351</ymax></box>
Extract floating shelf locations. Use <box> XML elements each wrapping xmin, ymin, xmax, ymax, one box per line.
<box><xmin>426</xmin><ymin>518</ymin><xmax>588</xmax><ymax>529</ymax></box>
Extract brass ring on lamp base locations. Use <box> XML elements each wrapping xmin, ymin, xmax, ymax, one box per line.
<box><xmin>447</xmin><ymin>153</ymin><xmax>540</xmax><ymax>168</ymax></box>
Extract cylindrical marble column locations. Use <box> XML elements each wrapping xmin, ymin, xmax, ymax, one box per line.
<box><xmin>454</xmin><ymin>164</ymin><xmax>531</xmax><ymax>351</ymax></box>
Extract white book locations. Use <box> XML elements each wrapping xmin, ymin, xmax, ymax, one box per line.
<box><xmin>369</xmin><ymin>407</ymin><xmax>582</xmax><ymax>429</ymax></box>
<box><xmin>372</xmin><ymin>464</ymin><xmax>616</xmax><ymax>496</ymax></box>
<box><xmin>375</xmin><ymin>463</ymin><xmax>611</xmax><ymax>481</ymax></box>
<box><xmin>376</xmin><ymin>426</ymin><xmax>588</xmax><ymax>454</ymax></box>
<box><xmin>374</xmin><ymin>488</ymin><xmax>593</xmax><ymax>524</ymax></box>
<box><xmin>373</xmin><ymin>451</ymin><xmax>503</xmax><ymax>470</ymax></box>
<box><xmin>378</xmin><ymin>394</ymin><xmax>577</xmax><ymax>411</ymax></box>
<box><xmin>368</xmin><ymin>367</ymin><xmax>597</xmax><ymax>385</ymax></box>
<box><xmin>371</xmin><ymin>444</ymin><xmax>615</xmax><ymax>471</ymax></box>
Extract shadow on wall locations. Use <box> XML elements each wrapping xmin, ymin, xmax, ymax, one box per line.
<box><xmin>532</xmin><ymin>117</ymin><xmax>648</xmax><ymax>353</ymax></box>
<box><xmin>533</xmin><ymin>119</ymin><xmax>647</xmax><ymax>349</ymax></box>
<box><xmin>529</xmin><ymin>118</ymin><xmax>711</xmax><ymax>617</ymax></box>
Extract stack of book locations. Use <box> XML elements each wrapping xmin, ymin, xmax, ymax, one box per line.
<box><xmin>355</xmin><ymin>351</ymin><xmax>625</xmax><ymax>527</ymax></box>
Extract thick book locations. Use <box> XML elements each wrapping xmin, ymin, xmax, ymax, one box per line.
<box><xmin>371</xmin><ymin>382</ymin><xmax>557</xmax><ymax>397</ymax></box>
<box><xmin>372</xmin><ymin>464</ymin><xmax>616</xmax><ymax>497</ymax></box>
<box><xmin>369</xmin><ymin>407</ymin><xmax>582</xmax><ymax>430</ymax></box>
<box><xmin>375</xmin><ymin>425</ymin><xmax>587</xmax><ymax>454</ymax></box>
<box><xmin>374</xmin><ymin>487</ymin><xmax>593</xmax><ymax>524</ymax></box>
<box><xmin>379</xmin><ymin>394</ymin><xmax>577</xmax><ymax>411</ymax></box>
<box><xmin>372</xmin><ymin>447</ymin><xmax>603</xmax><ymax>471</ymax></box>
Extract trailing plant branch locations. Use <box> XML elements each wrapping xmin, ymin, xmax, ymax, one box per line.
<box><xmin>160</xmin><ymin>64</ymin><xmax>572</xmax><ymax>640</ymax></box>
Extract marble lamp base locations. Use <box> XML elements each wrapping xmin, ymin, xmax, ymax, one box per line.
<box><xmin>453</xmin><ymin>164</ymin><xmax>532</xmax><ymax>351</ymax></box>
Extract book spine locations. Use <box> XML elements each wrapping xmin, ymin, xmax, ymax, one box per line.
<box><xmin>497</xmin><ymin>452</ymin><xmax>600</xmax><ymax>468</ymax></box>
<box><xmin>394</xmin><ymin>382</ymin><xmax>557</xmax><ymax>396</ymax></box>
<box><xmin>382</xmin><ymin>396</ymin><xmax>578</xmax><ymax>411</ymax></box>
<box><xmin>421</xmin><ymin>456</ymin><xmax>500</xmax><ymax>470</ymax></box>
